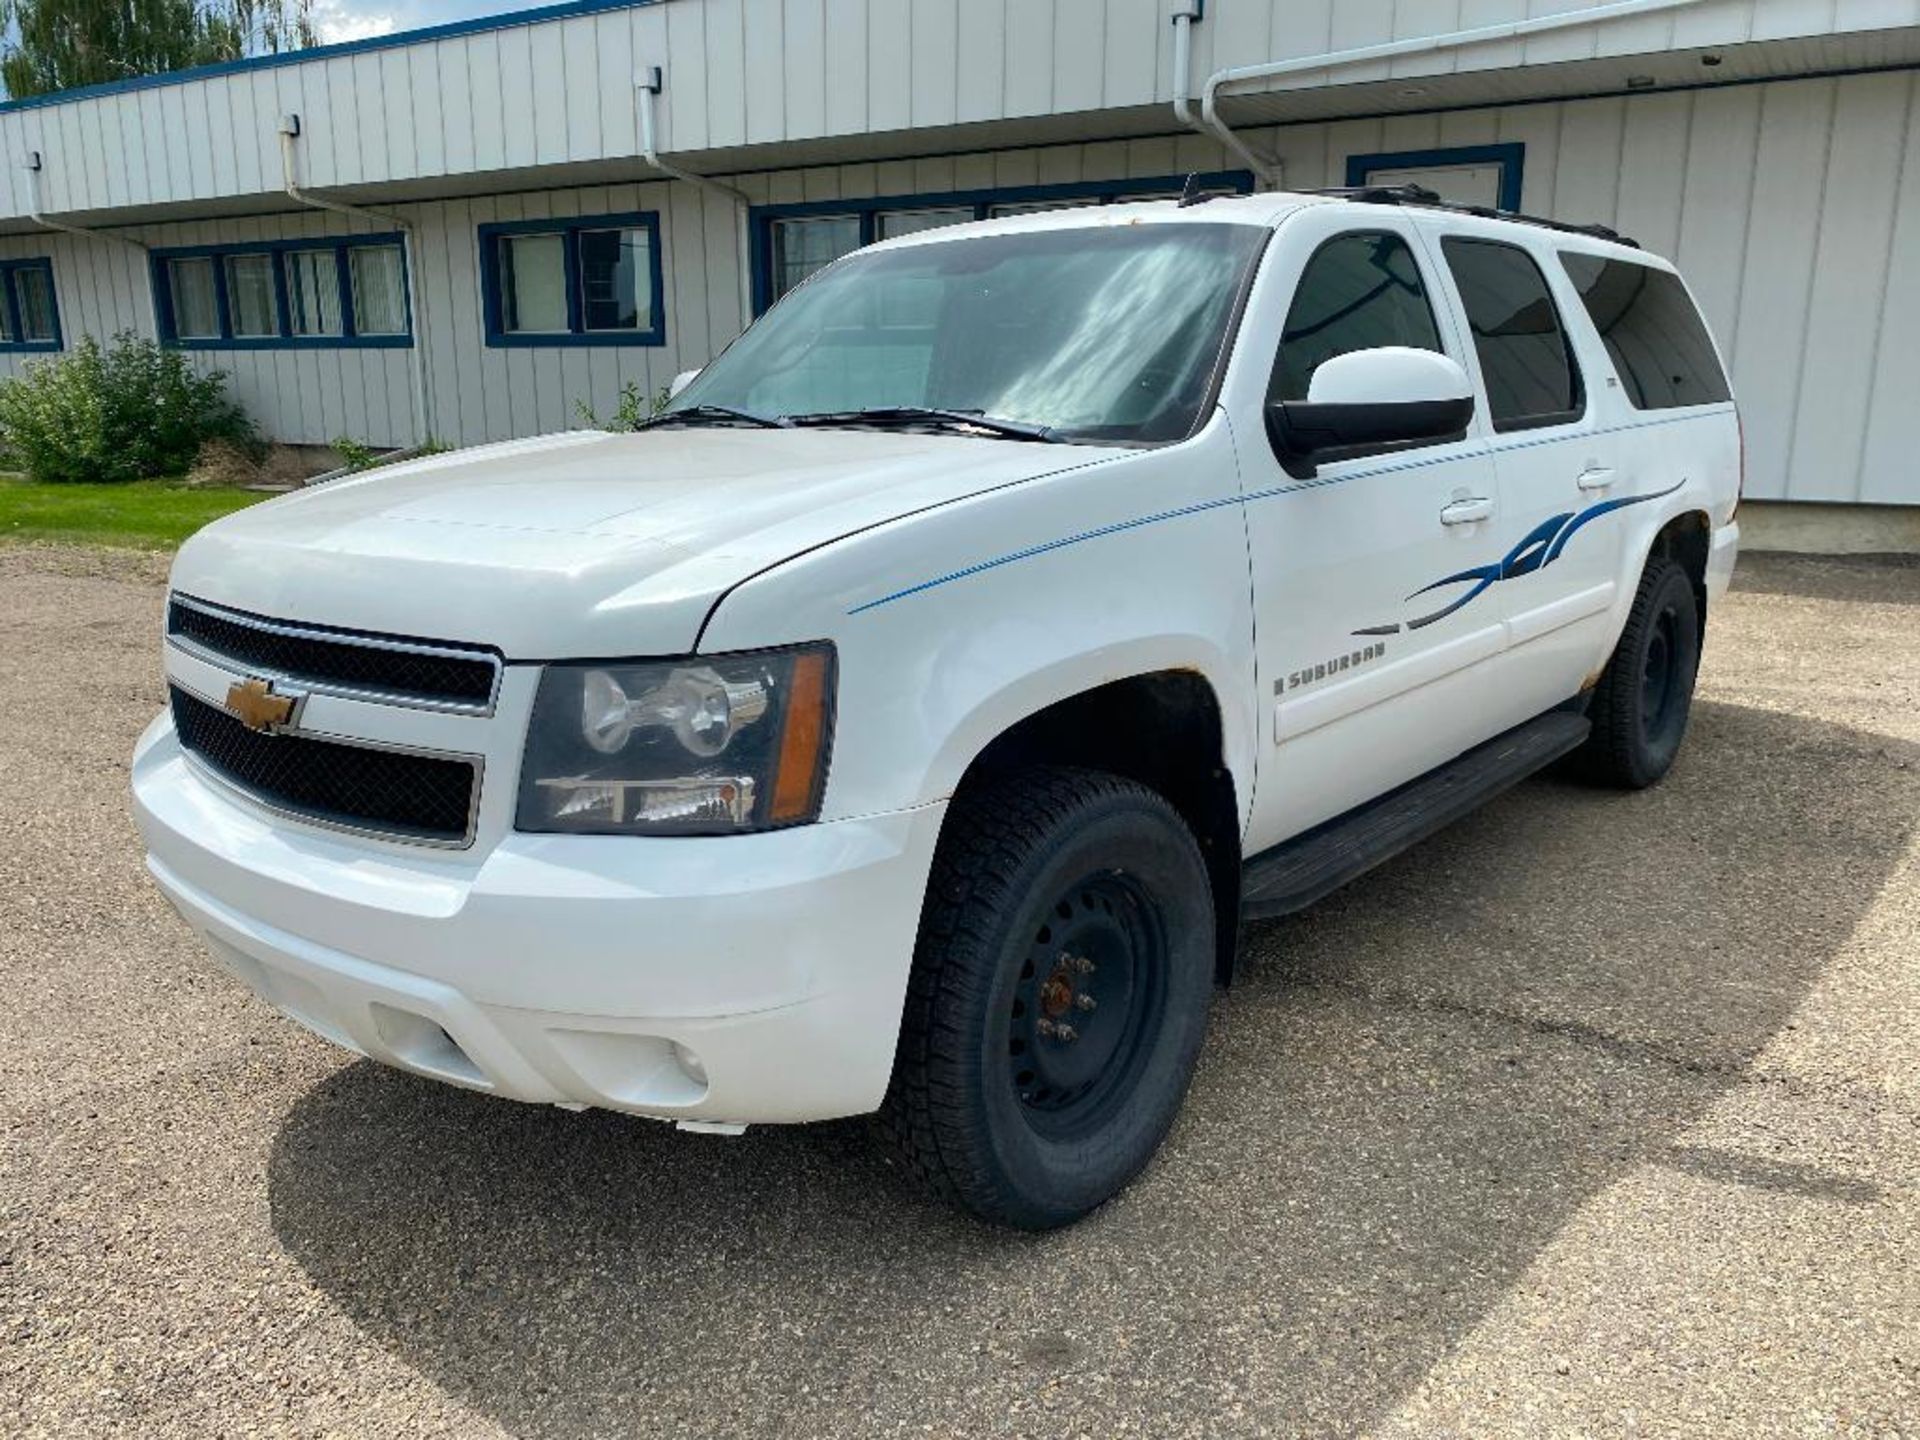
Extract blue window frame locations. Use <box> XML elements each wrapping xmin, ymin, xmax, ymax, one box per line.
<box><xmin>478</xmin><ymin>211</ymin><xmax>666</xmax><ymax>348</ymax></box>
<box><xmin>748</xmin><ymin>171</ymin><xmax>1256</xmax><ymax>315</ymax></box>
<box><xmin>149</xmin><ymin>233</ymin><xmax>413</xmax><ymax>350</ymax></box>
<box><xmin>1346</xmin><ymin>143</ymin><xmax>1526</xmax><ymax>213</ymax></box>
<box><xmin>0</xmin><ymin>258</ymin><xmax>62</xmax><ymax>353</ymax></box>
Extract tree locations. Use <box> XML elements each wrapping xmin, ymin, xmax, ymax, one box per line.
<box><xmin>0</xmin><ymin>0</ymin><xmax>316</xmax><ymax>100</ymax></box>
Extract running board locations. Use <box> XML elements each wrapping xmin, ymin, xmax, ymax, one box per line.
<box><xmin>1240</xmin><ymin>711</ymin><xmax>1591</xmax><ymax>921</ymax></box>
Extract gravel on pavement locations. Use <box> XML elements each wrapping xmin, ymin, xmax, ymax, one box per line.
<box><xmin>1</xmin><ymin>543</ymin><xmax>1915</xmax><ymax>1438</ymax></box>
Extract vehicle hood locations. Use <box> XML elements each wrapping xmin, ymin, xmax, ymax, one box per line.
<box><xmin>171</xmin><ymin>428</ymin><xmax>1123</xmax><ymax>657</ymax></box>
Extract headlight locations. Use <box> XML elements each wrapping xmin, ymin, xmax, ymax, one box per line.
<box><xmin>516</xmin><ymin>643</ymin><xmax>835</xmax><ymax>835</ymax></box>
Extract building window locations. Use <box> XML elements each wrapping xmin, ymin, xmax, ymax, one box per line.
<box><xmin>152</xmin><ymin>234</ymin><xmax>412</xmax><ymax>349</ymax></box>
<box><xmin>769</xmin><ymin>216</ymin><xmax>861</xmax><ymax>301</ymax></box>
<box><xmin>224</xmin><ymin>254</ymin><xmax>278</xmax><ymax>338</ymax></box>
<box><xmin>1346</xmin><ymin>143</ymin><xmax>1526</xmax><ymax>212</ymax></box>
<box><xmin>166</xmin><ymin>258</ymin><xmax>221</xmax><ymax>339</ymax></box>
<box><xmin>498</xmin><ymin>233</ymin><xmax>569</xmax><ymax>334</ymax></box>
<box><xmin>752</xmin><ymin>172</ymin><xmax>1253</xmax><ymax>312</ymax></box>
<box><xmin>285</xmin><ymin>249</ymin><xmax>342</xmax><ymax>336</ymax></box>
<box><xmin>0</xmin><ymin>259</ymin><xmax>62</xmax><ymax>351</ymax></box>
<box><xmin>578</xmin><ymin>227</ymin><xmax>653</xmax><ymax>332</ymax></box>
<box><xmin>349</xmin><ymin>244</ymin><xmax>408</xmax><ymax>337</ymax></box>
<box><xmin>875</xmin><ymin>207</ymin><xmax>971</xmax><ymax>240</ymax></box>
<box><xmin>479</xmin><ymin>212</ymin><xmax>665</xmax><ymax>347</ymax></box>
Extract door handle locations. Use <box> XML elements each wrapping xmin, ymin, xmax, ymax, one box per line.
<box><xmin>1576</xmin><ymin>466</ymin><xmax>1615</xmax><ymax>492</ymax></box>
<box><xmin>1440</xmin><ymin>496</ymin><xmax>1493</xmax><ymax>526</ymax></box>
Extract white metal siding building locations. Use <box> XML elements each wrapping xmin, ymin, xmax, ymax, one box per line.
<box><xmin>0</xmin><ymin>0</ymin><xmax>1916</xmax><ymax>509</ymax></box>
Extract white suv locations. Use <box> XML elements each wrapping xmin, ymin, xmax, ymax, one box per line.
<box><xmin>133</xmin><ymin>188</ymin><xmax>1740</xmax><ymax>1227</ymax></box>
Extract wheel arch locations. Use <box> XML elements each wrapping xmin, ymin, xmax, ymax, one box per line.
<box><xmin>944</xmin><ymin>667</ymin><xmax>1245</xmax><ymax>985</ymax></box>
<box><xmin>1642</xmin><ymin>507</ymin><xmax>1712</xmax><ymax>644</ymax></box>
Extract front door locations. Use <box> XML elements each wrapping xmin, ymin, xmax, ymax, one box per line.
<box><xmin>1232</xmin><ymin>211</ymin><xmax>1519</xmax><ymax>853</ymax></box>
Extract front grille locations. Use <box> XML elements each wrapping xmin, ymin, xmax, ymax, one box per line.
<box><xmin>168</xmin><ymin>596</ymin><xmax>500</xmax><ymax>712</ymax></box>
<box><xmin>171</xmin><ymin>686</ymin><xmax>479</xmax><ymax>845</ymax></box>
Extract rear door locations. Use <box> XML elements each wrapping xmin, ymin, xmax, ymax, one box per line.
<box><xmin>1418</xmin><ymin>222</ymin><xmax>1624</xmax><ymax>716</ymax></box>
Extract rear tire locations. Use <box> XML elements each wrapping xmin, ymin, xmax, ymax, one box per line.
<box><xmin>1574</xmin><ymin>555</ymin><xmax>1701</xmax><ymax>789</ymax></box>
<box><xmin>882</xmin><ymin>766</ymin><xmax>1214</xmax><ymax>1229</ymax></box>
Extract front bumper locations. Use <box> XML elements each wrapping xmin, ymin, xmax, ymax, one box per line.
<box><xmin>132</xmin><ymin>715</ymin><xmax>945</xmax><ymax>1124</ymax></box>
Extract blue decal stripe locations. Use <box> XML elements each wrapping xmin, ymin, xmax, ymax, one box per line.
<box><xmin>848</xmin><ymin>410</ymin><xmax>1724</xmax><ymax>615</ymax></box>
<box><xmin>846</xmin><ymin>493</ymin><xmax>1248</xmax><ymax>615</ymax></box>
<box><xmin>1543</xmin><ymin>478</ymin><xmax>1684</xmax><ymax>563</ymax></box>
<box><xmin>1364</xmin><ymin>478</ymin><xmax>1690</xmax><ymax>631</ymax></box>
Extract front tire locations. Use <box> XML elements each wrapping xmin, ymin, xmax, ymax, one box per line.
<box><xmin>882</xmin><ymin>767</ymin><xmax>1215</xmax><ymax>1229</ymax></box>
<box><xmin>1574</xmin><ymin>555</ymin><xmax>1701</xmax><ymax>788</ymax></box>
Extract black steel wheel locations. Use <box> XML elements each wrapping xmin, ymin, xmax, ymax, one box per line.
<box><xmin>1573</xmin><ymin>554</ymin><xmax>1701</xmax><ymax>788</ymax></box>
<box><xmin>1007</xmin><ymin>872</ymin><xmax>1167</xmax><ymax>1140</ymax></box>
<box><xmin>883</xmin><ymin>766</ymin><xmax>1215</xmax><ymax>1229</ymax></box>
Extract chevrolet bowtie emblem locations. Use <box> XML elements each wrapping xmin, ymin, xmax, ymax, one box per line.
<box><xmin>224</xmin><ymin>676</ymin><xmax>299</xmax><ymax>734</ymax></box>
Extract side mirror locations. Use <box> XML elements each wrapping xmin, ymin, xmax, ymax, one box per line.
<box><xmin>668</xmin><ymin>368</ymin><xmax>701</xmax><ymax>400</ymax></box>
<box><xmin>1266</xmin><ymin>347</ymin><xmax>1475</xmax><ymax>479</ymax></box>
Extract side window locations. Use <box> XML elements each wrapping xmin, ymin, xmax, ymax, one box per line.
<box><xmin>1559</xmin><ymin>253</ymin><xmax>1732</xmax><ymax>410</ymax></box>
<box><xmin>1270</xmin><ymin>231</ymin><xmax>1442</xmax><ymax>401</ymax></box>
<box><xmin>1441</xmin><ymin>237</ymin><xmax>1583</xmax><ymax>432</ymax></box>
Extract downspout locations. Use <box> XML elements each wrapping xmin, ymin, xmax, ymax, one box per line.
<box><xmin>1171</xmin><ymin>4</ymin><xmax>1283</xmax><ymax>188</ymax></box>
<box><xmin>278</xmin><ymin>115</ymin><xmax>434</xmax><ymax>446</ymax></box>
<box><xmin>1185</xmin><ymin>0</ymin><xmax>1713</xmax><ymax>196</ymax></box>
<box><xmin>21</xmin><ymin>153</ymin><xmax>149</xmax><ymax>252</ymax></box>
<box><xmin>635</xmin><ymin>67</ymin><xmax>754</xmax><ymax>328</ymax></box>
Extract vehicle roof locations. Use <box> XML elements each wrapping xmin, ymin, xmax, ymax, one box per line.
<box><xmin>869</xmin><ymin>188</ymin><xmax>1666</xmax><ymax>268</ymax></box>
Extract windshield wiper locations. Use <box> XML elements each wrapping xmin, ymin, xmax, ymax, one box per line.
<box><xmin>639</xmin><ymin>404</ymin><xmax>792</xmax><ymax>430</ymax></box>
<box><xmin>787</xmin><ymin>407</ymin><xmax>1064</xmax><ymax>443</ymax></box>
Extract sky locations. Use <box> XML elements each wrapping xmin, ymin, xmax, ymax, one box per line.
<box><xmin>309</xmin><ymin>0</ymin><xmax>555</xmax><ymax>46</ymax></box>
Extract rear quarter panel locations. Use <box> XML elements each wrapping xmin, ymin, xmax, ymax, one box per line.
<box><xmin>1544</xmin><ymin>239</ymin><xmax>1741</xmax><ymax>661</ymax></box>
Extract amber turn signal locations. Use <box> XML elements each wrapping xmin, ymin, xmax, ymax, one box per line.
<box><xmin>769</xmin><ymin>648</ymin><xmax>833</xmax><ymax>824</ymax></box>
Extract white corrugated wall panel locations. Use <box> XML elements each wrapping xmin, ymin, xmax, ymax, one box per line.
<box><xmin>1860</xmin><ymin>78</ymin><xmax>1920</xmax><ymax>503</ymax></box>
<box><xmin>782</xmin><ymin>0</ymin><xmax>829</xmax><ymax>135</ymax></box>
<box><xmin>2</xmin><ymin>67</ymin><xmax>1916</xmax><ymax>504</ymax></box>
<box><xmin>1787</xmin><ymin>71</ymin><xmax>1911</xmax><ymax>501</ymax></box>
<box><xmin>528</xmin><ymin>22</ymin><xmax>571</xmax><ymax>165</ymax></box>
<box><xmin>1053</xmin><ymin>0</ymin><xmax>1109</xmax><ymax>113</ymax></box>
<box><xmin>4</xmin><ymin>0</ymin><xmax>1920</xmax><ymax>214</ymax></box>
<box><xmin>907</xmin><ymin>0</ymin><xmax>958</xmax><ymax>127</ymax></box>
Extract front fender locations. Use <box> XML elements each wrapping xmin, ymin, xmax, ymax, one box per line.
<box><xmin>697</xmin><ymin>426</ymin><xmax>1259</xmax><ymax>829</ymax></box>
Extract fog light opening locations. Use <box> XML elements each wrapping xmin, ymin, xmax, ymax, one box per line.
<box><xmin>672</xmin><ymin>1041</ymin><xmax>708</xmax><ymax>1086</ymax></box>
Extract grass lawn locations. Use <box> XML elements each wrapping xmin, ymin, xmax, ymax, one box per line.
<box><xmin>0</xmin><ymin>475</ymin><xmax>272</xmax><ymax>550</ymax></box>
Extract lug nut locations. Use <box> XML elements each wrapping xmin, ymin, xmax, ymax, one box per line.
<box><xmin>1055</xmin><ymin>1024</ymin><xmax>1078</xmax><ymax>1043</ymax></box>
<box><xmin>1076</xmin><ymin>994</ymin><xmax>1097</xmax><ymax>1012</ymax></box>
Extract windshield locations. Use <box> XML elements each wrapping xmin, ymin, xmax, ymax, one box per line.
<box><xmin>669</xmin><ymin>222</ymin><xmax>1269</xmax><ymax>445</ymax></box>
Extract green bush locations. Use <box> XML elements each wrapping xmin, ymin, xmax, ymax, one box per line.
<box><xmin>330</xmin><ymin>435</ymin><xmax>382</xmax><ymax>472</ymax></box>
<box><xmin>330</xmin><ymin>435</ymin><xmax>453</xmax><ymax>473</ymax></box>
<box><xmin>0</xmin><ymin>333</ymin><xmax>257</xmax><ymax>484</ymax></box>
<box><xmin>574</xmin><ymin>379</ymin><xmax>670</xmax><ymax>432</ymax></box>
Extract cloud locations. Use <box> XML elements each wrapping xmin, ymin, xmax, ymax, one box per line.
<box><xmin>311</xmin><ymin>0</ymin><xmax>398</xmax><ymax>44</ymax></box>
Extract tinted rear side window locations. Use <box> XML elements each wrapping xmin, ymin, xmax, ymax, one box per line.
<box><xmin>1441</xmin><ymin>237</ymin><xmax>1582</xmax><ymax>432</ymax></box>
<box><xmin>1271</xmin><ymin>231</ymin><xmax>1443</xmax><ymax>401</ymax></box>
<box><xmin>1560</xmin><ymin>253</ymin><xmax>1732</xmax><ymax>410</ymax></box>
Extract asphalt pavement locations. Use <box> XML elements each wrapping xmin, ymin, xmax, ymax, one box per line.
<box><xmin>2</xmin><ymin>543</ymin><xmax>1915</xmax><ymax>1438</ymax></box>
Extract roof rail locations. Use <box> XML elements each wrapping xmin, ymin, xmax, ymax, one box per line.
<box><xmin>1303</xmin><ymin>184</ymin><xmax>1640</xmax><ymax>249</ymax></box>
